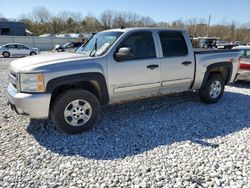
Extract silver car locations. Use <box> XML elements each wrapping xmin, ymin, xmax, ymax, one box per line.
<box><xmin>0</xmin><ymin>43</ymin><xmax>40</xmax><ymax>58</ymax></box>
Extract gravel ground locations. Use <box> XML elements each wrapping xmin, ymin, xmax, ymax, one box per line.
<box><xmin>0</xmin><ymin>57</ymin><xmax>250</xmax><ymax>188</ymax></box>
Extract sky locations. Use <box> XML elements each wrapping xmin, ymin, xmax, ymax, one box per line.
<box><xmin>0</xmin><ymin>0</ymin><xmax>250</xmax><ymax>25</ymax></box>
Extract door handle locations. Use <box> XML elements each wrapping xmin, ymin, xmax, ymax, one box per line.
<box><xmin>182</xmin><ymin>61</ymin><xmax>192</xmax><ymax>65</ymax></box>
<box><xmin>147</xmin><ymin>64</ymin><xmax>159</xmax><ymax>70</ymax></box>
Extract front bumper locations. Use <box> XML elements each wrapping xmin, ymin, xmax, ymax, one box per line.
<box><xmin>7</xmin><ymin>83</ymin><xmax>51</xmax><ymax>119</ymax></box>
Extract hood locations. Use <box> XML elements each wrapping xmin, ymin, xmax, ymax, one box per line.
<box><xmin>9</xmin><ymin>52</ymin><xmax>92</xmax><ymax>73</ymax></box>
<box><xmin>31</xmin><ymin>47</ymin><xmax>39</xmax><ymax>51</ymax></box>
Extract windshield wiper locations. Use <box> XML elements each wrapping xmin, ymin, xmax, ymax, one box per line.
<box><xmin>89</xmin><ymin>38</ymin><xmax>97</xmax><ymax>57</ymax></box>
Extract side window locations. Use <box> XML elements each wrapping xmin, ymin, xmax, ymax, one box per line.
<box><xmin>159</xmin><ymin>32</ymin><xmax>188</xmax><ymax>57</ymax></box>
<box><xmin>17</xmin><ymin>45</ymin><xmax>28</xmax><ymax>49</ymax></box>
<box><xmin>120</xmin><ymin>32</ymin><xmax>156</xmax><ymax>60</ymax></box>
<box><xmin>6</xmin><ymin>45</ymin><xmax>16</xmax><ymax>49</ymax></box>
<box><xmin>246</xmin><ymin>50</ymin><xmax>250</xmax><ymax>58</ymax></box>
<box><xmin>240</xmin><ymin>50</ymin><xmax>245</xmax><ymax>57</ymax></box>
<box><xmin>241</xmin><ymin>50</ymin><xmax>250</xmax><ymax>58</ymax></box>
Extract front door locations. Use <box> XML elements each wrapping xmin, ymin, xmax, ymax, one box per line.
<box><xmin>108</xmin><ymin>31</ymin><xmax>161</xmax><ymax>103</ymax></box>
<box><xmin>6</xmin><ymin>44</ymin><xmax>18</xmax><ymax>55</ymax></box>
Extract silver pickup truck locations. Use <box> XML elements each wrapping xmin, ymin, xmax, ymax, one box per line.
<box><xmin>7</xmin><ymin>28</ymin><xmax>240</xmax><ymax>134</ymax></box>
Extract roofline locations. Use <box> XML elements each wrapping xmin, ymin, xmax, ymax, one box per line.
<box><xmin>2</xmin><ymin>43</ymin><xmax>28</xmax><ymax>46</ymax></box>
<box><xmin>101</xmin><ymin>27</ymin><xmax>187</xmax><ymax>33</ymax></box>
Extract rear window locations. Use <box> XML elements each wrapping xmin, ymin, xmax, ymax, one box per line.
<box><xmin>241</xmin><ymin>49</ymin><xmax>250</xmax><ymax>59</ymax></box>
<box><xmin>159</xmin><ymin>32</ymin><xmax>188</xmax><ymax>57</ymax></box>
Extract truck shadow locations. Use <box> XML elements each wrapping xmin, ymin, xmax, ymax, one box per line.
<box><xmin>27</xmin><ymin>88</ymin><xmax>250</xmax><ymax>160</ymax></box>
<box><xmin>232</xmin><ymin>80</ymin><xmax>250</xmax><ymax>89</ymax></box>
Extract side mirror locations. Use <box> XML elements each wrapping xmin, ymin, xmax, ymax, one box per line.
<box><xmin>114</xmin><ymin>47</ymin><xmax>134</xmax><ymax>62</ymax></box>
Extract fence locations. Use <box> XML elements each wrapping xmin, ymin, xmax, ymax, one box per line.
<box><xmin>0</xmin><ymin>36</ymin><xmax>83</xmax><ymax>50</ymax></box>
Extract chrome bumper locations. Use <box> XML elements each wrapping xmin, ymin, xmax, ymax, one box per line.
<box><xmin>7</xmin><ymin>83</ymin><xmax>51</xmax><ymax>119</ymax></box>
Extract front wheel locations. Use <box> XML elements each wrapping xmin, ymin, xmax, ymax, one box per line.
<box><xmin>199</xmin><ymin>74</ymin><xmax>225</xmax><ymax>104</ymax></box>
<box><xmin>30</xmin><ymin>51</ymin><xmax>37</xmax><ymax>56</ymax></box>
<box><xmin>51</xmin><ymin>89</ymin><xmax>100</xmax><ymax>134</ymax></box>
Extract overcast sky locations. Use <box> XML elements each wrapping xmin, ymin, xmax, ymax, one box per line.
<box><xmin>1</xmin><ymin>0</ymin><xmax>250</xmax><ymax>25</ymax></box>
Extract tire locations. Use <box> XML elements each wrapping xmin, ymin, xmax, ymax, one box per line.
<box><xmin>30</xmin><ymin>51</ymin><xmax>37</xmax><ymax>56</ymax></box>
<box><xmin>199</xmin><ymin>74</ymin><xmax>225</xmax><ymax>104</ymax></box>
<box><xmin>2</xmin><ymin>51</ymin><xmax>10</xmax><ymax>58</ymax></box>
<box><xmin>51</xmin><ymin>89</ymin><xmax>100</xmax><ymax>134</ymax></box>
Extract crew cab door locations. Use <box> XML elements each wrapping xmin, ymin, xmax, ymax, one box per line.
<box><xmin>158</xmin><ymin>31</ymin><xmax>195</xmax><ymax>93</ymax></box>
<box><xmin>107</xmin><ymin>31</ymin><xmax>161</xmax><ymax>103</ymax></box>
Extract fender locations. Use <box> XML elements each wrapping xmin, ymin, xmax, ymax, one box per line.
<box><xmin>200</xmin><ymin>61</ymin><xmax>233</xmax><ymax>90</ymax></box>
<box><xmin>46</xmin><ymin>73</ymin><xmax>109</xmax><ymax>105</ymax></box>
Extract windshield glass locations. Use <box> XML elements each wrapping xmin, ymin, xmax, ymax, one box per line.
<box><xmin>75</xmin><ymin>31</ymin><xmax>123</xmax><ymax>56</ymax></box>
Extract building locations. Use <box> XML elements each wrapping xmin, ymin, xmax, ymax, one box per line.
<box><xmin>0</xmin><ymin>21</ymin><xmax>26</xmax><ymax>36</ymax></box>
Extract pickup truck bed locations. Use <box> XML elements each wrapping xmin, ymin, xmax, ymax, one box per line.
<box><xmin>194</xmin><ymin>49</ymin><xmax>239</xmax><ymax>54</ymax></box>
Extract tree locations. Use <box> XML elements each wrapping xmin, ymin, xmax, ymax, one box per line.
<box><xmin>66</xmin><ymin>17</ymin><xmax>77</xmax><ymax>32</ymax></box>
<box><xmin>13</xmin><ymin>9</ymin><xmax>250</xmax><ymax>43</ymax></box>
<box><xmin>32</xmin><ymin>6</ymin><xmax>51</xmax><ymax>24</ymax></box>
<box><xmin>100</xmin><ymin>10</ymin><xmax>114</xmax><ymax>29</ymax></box>
<box><xmin>83</xmin><ymin>16</ymin><xmax>102</xmax><ymax>32</ymax></box>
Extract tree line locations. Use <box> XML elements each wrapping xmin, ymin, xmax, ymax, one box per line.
<box><xmin>1</xmin><ymin>7</ymin><xmax>250</xmax><ymax>42</ymax></box>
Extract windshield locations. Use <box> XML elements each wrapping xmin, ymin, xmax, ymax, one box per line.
<box><xmin>75</xmin><ymin>31</ymin><xmax>123</xmax><ymax>56</ymax></box>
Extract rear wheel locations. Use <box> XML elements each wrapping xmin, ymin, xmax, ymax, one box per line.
<box><xmin>51</xmin><ymin>89</ymin><xmax>100</xmax><ymax>134</ymax></box>
<box><xmin>2</xmin><ymin>51</ymin><xmax>10</xmax><ymax>58</ymax></box>
<box><xmin>199</xmin><ymin>74</ymin><xmax>225</xmax><ymax>104</ymax></box>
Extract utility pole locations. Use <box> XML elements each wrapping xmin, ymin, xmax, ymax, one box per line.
<box><xmin>207</xmin><ymin>15</ymin><xmax>211</xmax><ymax>37</ymax></box>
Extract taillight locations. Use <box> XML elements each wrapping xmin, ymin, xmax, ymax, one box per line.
<box><xmin>240</xmin><ymin>63</ymin><xmax>250</xmax><ymax>70</ymax></box>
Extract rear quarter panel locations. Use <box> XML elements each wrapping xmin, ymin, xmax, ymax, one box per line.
<box><xmin>192</xmin><ymin>51</ymin><xmax>240</xmax><ymax>90</ymax></box>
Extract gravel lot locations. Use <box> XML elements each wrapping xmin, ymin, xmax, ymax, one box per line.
<box><xmin>0</xmin><ymin>56</ymin><xmax>250</xmax><ymax>188</ymax></box>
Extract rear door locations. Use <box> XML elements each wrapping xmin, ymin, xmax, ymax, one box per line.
<box><xmin>16</xmin><ymin>44</ymin><xmax>30</xmax><ymax>55</ymax></box>
<box><xmin>158</xmin><ymin>31</ymin><xmax>195</xmax><ymax>93</ymax></box>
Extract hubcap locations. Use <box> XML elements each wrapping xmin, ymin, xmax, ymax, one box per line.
<box><xmin>209</xmin><ymin>80</ymin><xmax>222</xmax><ymax>99</ymax></box>
<box><xmin>64</xmin><ymin>99</ymin><xmax>92</xmax><ymax>127</ymax></box>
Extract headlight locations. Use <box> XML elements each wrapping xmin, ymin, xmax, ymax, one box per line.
<box><xmin>20</xmin><ymin>73</ymin><xmax>45</xmax><ymax>92</ymax></box>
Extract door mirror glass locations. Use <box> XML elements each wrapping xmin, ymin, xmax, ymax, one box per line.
<box><xmin>114</xmin><ymin>47</ymin><xmax>135</xmax><ymax>62</ymax></box>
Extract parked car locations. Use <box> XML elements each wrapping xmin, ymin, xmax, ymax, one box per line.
<box><xmin>7</xmin><ymin>28</ymin><xmax>240</xmax><ymax>134</ymax></box>
<box><xmin>53</xmin><ymin>42</ymin><xmax>83</xmax><ymax>52</ymax></box>
<box><xmin>233</xmin><ymin>46</ymin><xmax>250</xmax><ymax>81</ymax></box>
<box><xmin>216</xmin><ymin>41</ymin><xmax>235</xmax><ymax>49</ymax></box>
<box><xmin>0</xmin><ymin>43</ymin><xmax>39</xmax><ymax>58</ymax></box>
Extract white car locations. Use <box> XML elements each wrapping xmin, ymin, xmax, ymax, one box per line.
<box><xmin>0</xmin><ymin>43</ymin><xmax>40</xmax><ymax>58</ymax></box>
<box><xmin>233</xmin><ymin>46</ymin><xmax>250</xmax><ymax>81</ymax></box>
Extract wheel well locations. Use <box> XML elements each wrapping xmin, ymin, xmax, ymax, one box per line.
<box><xmin>50</xmin><ymin>81</ymin><xmax>103</xmax><ymax>109</ymax></box>
<box><xmin>2</xmin><ymin>51</ymin><xmax>10</xmax><ymax>55</ymax></box>
<box><xmin>30</xmin><ymin>51</ymin><xmax>37</xmax><ymax>55</ymax></box>
<box><xmin>207</xmin><ymin>66</ymin><xmax>230</xmax><ymax>84</ymax></box>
